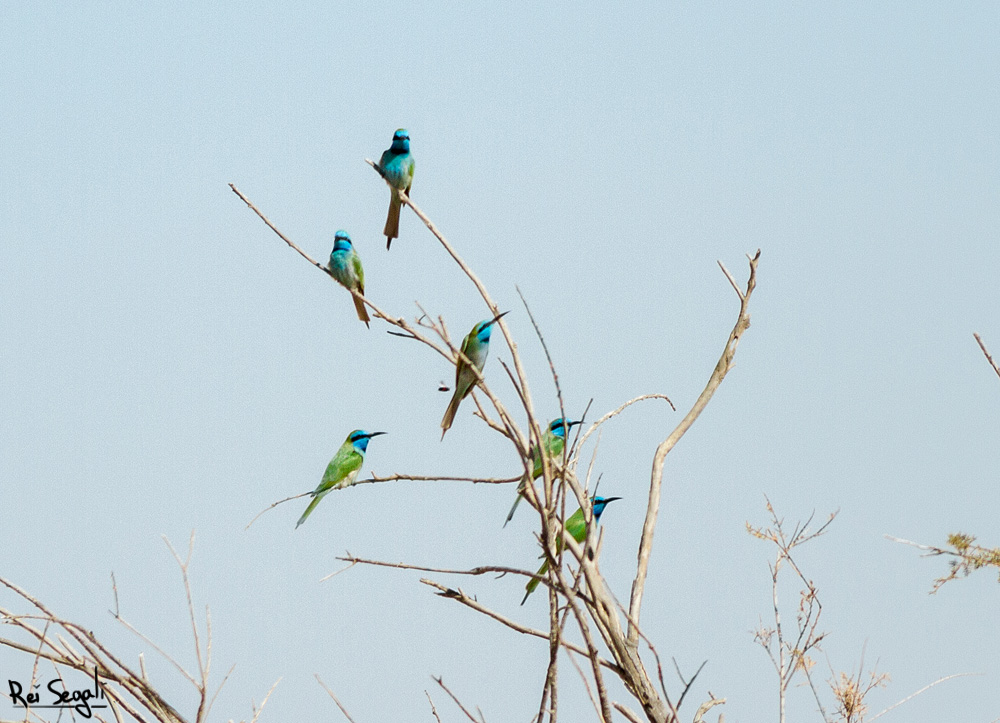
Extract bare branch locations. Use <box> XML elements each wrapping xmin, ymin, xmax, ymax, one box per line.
<box><xmin>868</xmin><ymin>673</ymin><xmax>979</xmax><ymax>721</ymax></box>
<box><xmin>629</xmin><ymin>251</ymin><xmax>760</xmax><ymax>646</ymax></box>
<box><xmin>230</xmin><ymin>184</ymin><xmax>328</xmax><ymax>273</ymax></box>
<box><xmin>419</xmin><ymin>579</ymin><xmax>621</xmax><ymax>674</ymax></box>
<box><xmin>244</xmin><ymin>492</ymin><xmax>326</xmax><ymax>530</ymax></box>
<box><xmin>333</xmin><ymin>554</ymin><xmax>540</xmax><ymax>581</ymax></box>
<box><xmin>974</xmin><ymin>333</ymin><xmax>1000</xmax><ymax>380</ymax></box>
<box><xmin>572</xmin><ymin>395</ymin><xmax>676</xmax><ymax>465</ymax></box>
<box><xmin>613</xmin><ymin>702</ymin><xmax>645</xmax><ymax>723</ymax></box>
<box><xmin>432</xmin><ymin>676</ymin><xmax>481</xmax><ymax>723</ymax></box>
<box><xmin>692</xmin><ymin>696</ymin><xmax>726</xmax><ymax>723</ymax></box>
<box><xmin>364</xmin><ymin>161</ymin><xmax>536</xmax><ymax>453</ymax></box>
<box><xmin>248</xmin><ymin>678</ymin><xmax>281</xmax><ymax>723</ymax></box>
<box><xmin>357</xmin><ymin>472</ymin><xmax>520</xmax><ymax>486</ymax></box>
<box><xmin>425</xmin><ymin>691</ymin><xmax>443</xmax><ymax>723</ymax></box>
<box><xmin>315</xmin><ymin>674</ymin><xmax>358</xmax><ymax>723</ymax></box>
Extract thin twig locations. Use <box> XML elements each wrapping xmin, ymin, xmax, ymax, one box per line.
<box><xmin>249</xmin><ymin>678</ymin><xmax>281</xmax><ymax>723</ymax></box>
<box><xmin>692</xmin><ymin>696</ymin><xmax>726</xmax><ymax>723</ymax></box>
<box><xmin>332</xmin><ymin>555</ymin><xmax>539</xmax><ymax>581</ymax></box>
<box><xmin>613</xmin><ymin>703</ymin><xmax>644</xmax><ymax>723</ymax></box>
<box><xmin>356</xmin><ymin>473</ymin><xmax>519</xmax><ymax>487</ymax></box>
<box><xmin>230</xmin><ymin>184</ymin><xmax>328</xmax><ymax>273</ymax></box>
<box><xmin>572</xmin><ymin>395</ymin><xmax>676</xmax><ymax>464</ymax></box>
<box><xmin>315</xmin><ymin>674</ymin><xmax>358</xmax><ymax>723</ymax></box>
<box><xmin>419</xmin><ymin>579</ymin><xmax>621</xmax><ymax>673</ymax></box>
<box><xmin>432</xmin><ymin>676</ymin><xmax>480</xmax><ymax>723</ymax></box>
<box><xmin>974</xmin><ymin>333</ymin><xmax>1000</xmax><ymax>380</ymax></box>
<box><xmin>110</xmin><ymin>572</ymin><xmax>120</xmax><ymax>618</ymax></box>
<box><xmin>868</xmin><ymin>673</ymin><xmax>979</xmax><ymax>721</ymax></box>
<box><xmin>244</xmin><ymin>492</ymin><xmax>312</xmax><ymax>530</ymax></box>
<box><xmin>425</xmin><ymin>690</ymin><xmax>443</xmax><ymax>723</ymax></box>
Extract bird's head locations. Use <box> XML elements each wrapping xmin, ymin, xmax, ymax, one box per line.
<box><xmin>390</xmin><ymin>129</ymin><xmax>411</xmax><ymax>153</ymax></box>
<box><xmin>332</xmin><ymin>230</ymin><xmax>353</xmax><ymax>253</ymax></box>
<box><xmin>347</xmin><ymin>429</ymin><xmax>386</xmax><ymax>452</ymax></box>
<box><xmin>549</xmin><ymin>418</ymin><xmax>582</xmax><ymax>438</ymax></box>
<box><xmin>473</xmin><ymin>311</ymin><xmax>509</xmax><ymax>343</ymax></box>
<box><xmin>591</xmin><ymin>496</ymin><xmax>621</xmax><ymax>520</ymax></box>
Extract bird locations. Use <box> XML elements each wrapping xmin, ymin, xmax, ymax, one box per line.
<box><xmin>327</xmin><ymin>230</ymin><xmax>369</xmax><ymax>327</ymax></box>
<box><xmin>440</xmin><ymin>312</ymin><xmax>508</xmax><ymax>438</ymax></box>
<box><xmin>377</xmin><ymin>128</ymin><xmax>415</xmax><ymax>249</ymax></box>
<box><xmin>296</xmin><ymin>430</ymin><xmax>386</xmax><ymax>528</ymax></box>
<box><xmin>504</xmin><ymin>418</ymin><xmax>582</xmax><ymax>526</ymax></box>
<box><xmin>522</xmin><ymin>496</ymin><xmax>621</xmax><ymax>604</ymax></box>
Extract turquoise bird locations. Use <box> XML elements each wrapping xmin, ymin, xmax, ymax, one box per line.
<box><xmin>378</xmin><ymin>129</ymin><xmax>415</xmax><ymax>249</ymax></box>
<box><xmin>296</xmin><ymin>430</ymin><xmax>386</xmax><ymax>529</ymax></box>
<box><xmin>440</xmin><ymin>312</ymin><xmax>508</xmax><ymax>438</ymax></box>
<box><xmin>327</xmin><ymin>230</ymin><xmax>369</xmax><ymax>327</ymax></box>
<box><xmin>504</xmin><ymin>418</ymin><xmax>582</xmax><ymax>526</ymax></box>
<box><xmin>522</xmin><ymin>496</ymin><xmax>621</xmax><ymax>604</ymax></box>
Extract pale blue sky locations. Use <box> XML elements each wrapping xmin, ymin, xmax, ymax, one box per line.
<box><xmin>2</xmin><ymin>2</ymin><xmax>999</xmax><ymax>721</ymax></box>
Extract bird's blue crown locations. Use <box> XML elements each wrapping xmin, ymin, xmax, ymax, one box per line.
<box><xmin>348</xmin><ymin>429</ymin><xmax>385</xmax><ymax>452</ymax></box>
<box><xmin>591</xmin><ymin>495</ymin><xmax>621</xmax><ymax>520</ymax></box>
<box><xmin>475</xmin><ymin>321</ymin><xmax>495</xmax><ymax>342</ymax></box>
<box><xmin>550</xmin><ymin>418</ymin><xmax>581</xmax><ymax>437</ymax></box>
<box><xmin>390</xmin><ymin>129</ymin><xmax>410</xmax><ymax>153</ymax></box>
<box><xmin>333</xmin><ymin>230</ymin><xmax>353</xmax><ymax>252</ymax></box>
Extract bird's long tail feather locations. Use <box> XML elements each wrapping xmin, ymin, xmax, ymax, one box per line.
<box><xmin>504</xmin><ymin>473</ymin><xmax>530</xmax><ymax>527</ymax></box>
<box><xmin>384</xmin><ymin>190</ymin><xmax>401</xmax><ymax>248</ymax></box>
<box><xmin>521</xmin><ymin>560</ymin><xmax>548</xmax><ymax>605</ymax></box>
<box><xmin>440</xmin><ymin>389</ymin><xmax>463</xmax><ymax>438</ymax></box>
<box><xmin>295</xmin><ymin>494</ymin><xmax>321</xmax><ymax>529</ymax></box>
<box><xmin>352</xmin><ymin>294</ymin><xmax>370</xmax><ymax>327</ymax></box>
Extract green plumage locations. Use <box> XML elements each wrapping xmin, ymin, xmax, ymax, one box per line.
<box><xmin>440</xmin><ymin>313</ymin><xmax>507</xmax><ymax>438</ymax></box>
<box><xmin>521</xmin><ymin>496</ymin><xmax>619</xmax><ymax>604</ymax></box>
<box><xmin>505</xmin><ymin>419</ymin><xmax>580</xmax><ymax>526</ymax></box>
<box><xmin>296</xmin><ymin>430</ymin><xmax>383</xmax><ymax>528</ymax></box>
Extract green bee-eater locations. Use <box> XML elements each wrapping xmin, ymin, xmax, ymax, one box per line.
<box><xmin>378</xmin><ymin>129</ymin><xmax>414</xmax><ymax>249</ymax></box>
<box><xmin>296</xmin><ymin>430</ymin><xmax>386</xmax><ymax>529</ymax></box>
<box><xmin>440</xmin><ymin>312</ymin><xmax>508</xmax><ymax>439</ymax></box>
<box><xmin>522</xmin><ymin>496</ymin><xmax>621</xmax><ymax>604</ymax></box>
<box><xmin>328</xmin><ymin>230</ymin><xmax>369</xmax><ymax>327</ymax></box>
<box><xmin>504</xmin><ymin>418</ymin><xmax>582</xmax><ymax>526</ymax></box>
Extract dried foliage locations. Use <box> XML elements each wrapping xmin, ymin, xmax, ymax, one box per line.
<box><xmin>0</xmin><ymin>533</ymin><xmax>278</xmax><ymax>723</ymax></box>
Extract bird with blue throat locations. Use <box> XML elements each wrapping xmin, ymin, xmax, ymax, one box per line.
<box><xmin>377</xmin><ymin>128</ymin><xmax>415</xmax><ymax>249</ymax></box>
<box><xmin>504</xmin><ymin>417</ymin><xmax>583</xmax><ymax>526</ymax></box>
<box><xmin>440</xmin><ymin>312</ymin><xmax>508</xmax><ymax>439</ymax></box>
<box><xmin>296</xmin><ymin>430</ymin><xmax>386</xmax><ymax>528</ymax></box>
<box><xmin>327</xmin><ymin>230</ymin><xmax>369</xmax><ymax>327</ymax></box>
<box><xmin>522</xmin><ymin>495</ymin><xmax>621</xmax><ymax>604</ymax></box>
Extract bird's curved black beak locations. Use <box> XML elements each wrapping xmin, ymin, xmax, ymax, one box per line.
<box><xmin>486</xmin><ymin>310</ymin><xmax>510</xmax><ymax>328</ymax></box>
<box><xmin>602</xmin><ymin>496</ymin><xmax>622</xmax><ymax>504</ymax></box>
<box><xmin>365</xmin><ymin>432</ymin><xmax>388</xmax><ymax>438</ymax></box>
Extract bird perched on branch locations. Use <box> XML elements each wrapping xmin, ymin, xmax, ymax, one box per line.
<box><xmin>522</xmin><ymin>496</ymin><xmax>621</xmax><ymax>604</ymax></box>
<box><xmin>377</xmin><ymin>129</ymin><xmax>415</xmax><ymax>249</ymax></box>
<box><xmin>504</xmin><ymin>418</ymin><xmax>582</xmax><ymax>526</ymax></box>
<box><xmin>327</xmin><ymin>230</ymin><xmax>369</xmax><ymax>327</ymax></box>
<box><xmin>296</xmin><ymin>430</ymin><xmax>386</xmax><ymax>528</ymax></box>
<box><xmin>440</xmin><ymin>312</ymin><xmax>508</xmax><ymax>438</ymax></box>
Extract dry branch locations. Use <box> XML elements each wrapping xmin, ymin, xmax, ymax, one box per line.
<box><xmin>628</xmin><ymin>251</ymin><xmax>760</xmax><ymax>646</ymax></box>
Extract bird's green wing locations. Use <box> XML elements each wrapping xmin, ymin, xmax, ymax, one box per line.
<box><xmin>317</xmin><ymin>447</ymin><xmax>363</xmax><ymax>493</ymax></box>
<box><xmin>563</xmin><ymin>507</ymin><xmax>588</xmax><ymax>544</ymax></box>
<box><xmin>352</xmin><ymin>253</ymin><xmax>365</xmax><ymax>294</ymax></box>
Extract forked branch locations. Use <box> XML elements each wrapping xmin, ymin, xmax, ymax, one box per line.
<box><xmin>628</xmin><ymin>250</ymin><xmax>760</xmax><ymax>645</ymax></box>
